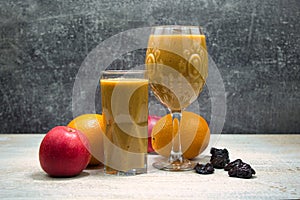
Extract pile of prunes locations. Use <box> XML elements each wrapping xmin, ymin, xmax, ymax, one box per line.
<box><xmin>194</xmin><ymin>147</ymin><xmax>256</xmax><ymax>179</ymax></box>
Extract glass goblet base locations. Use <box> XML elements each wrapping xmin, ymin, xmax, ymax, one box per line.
<box><xmin>153</xmin><ymin>159</ymin><xmax>195</xmax><ymax>171</ymax></box>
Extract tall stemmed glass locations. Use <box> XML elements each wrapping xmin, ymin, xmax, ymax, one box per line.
<box><xmin>146</xmin><ymin>26</ymin><xmax>208</xmax><ymax>171</ymax></box>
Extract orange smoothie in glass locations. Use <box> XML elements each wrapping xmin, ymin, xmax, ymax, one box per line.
<box><xmin>146</xmin><ymin>34</ymin><xmax>208</xmax><ymax>112</ymax></box>
<box><xmin>101</xmin><ymin>78</ymin><xmax>148</xmax><ymax>175</ymax></box>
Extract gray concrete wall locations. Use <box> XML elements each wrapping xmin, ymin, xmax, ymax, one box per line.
<box><xmin>0</xmin><ymin>0</ymin><xmax>299</xmax><ymax>133</ymax></box>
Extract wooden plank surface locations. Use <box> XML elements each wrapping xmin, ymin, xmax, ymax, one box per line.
<box><xmin>0</xmin><ymin>134</ymin><xmax>299</xmax><ymax>199</ymax></box>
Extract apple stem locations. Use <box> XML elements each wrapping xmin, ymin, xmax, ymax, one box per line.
<box><xmin>67</xmin><ymin>127</ymin><xmax>76</xmax><ymax>133</ymax></box>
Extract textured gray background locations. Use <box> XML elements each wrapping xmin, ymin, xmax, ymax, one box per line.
<box><xmin>0</xmin><ymin>0</ymin><xmax>299</xmax><ymax>133</ymax></box>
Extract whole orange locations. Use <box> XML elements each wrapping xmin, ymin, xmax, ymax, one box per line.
<box><xmin>151</xmin><ymin>111</ymin><xmax>210</xmax><ymax>159</ymax></box>
<box><xmin>68</xmin><ymin>114</ymin><xmax>105</xmax><ymax>166</ymax></box>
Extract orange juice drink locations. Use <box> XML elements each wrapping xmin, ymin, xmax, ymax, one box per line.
<box><xmin>146</xmin><ymin>34</ymin><xmax>208</xmax><ymax>111</ymax></box>
<box><xmin>101</xmin><ymin>73</ymin><xmax>148</xmax><ymax>175</ymax></box>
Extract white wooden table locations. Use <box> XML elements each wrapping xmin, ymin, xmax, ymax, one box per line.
<box><xmin>0</xmin><ymin>134</ymin><xmax>299</xmax><ymax>199</ymax></box>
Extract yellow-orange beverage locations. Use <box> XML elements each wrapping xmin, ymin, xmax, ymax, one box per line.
<box><xmin>146</xmin><ymin>34</ymin><xmax>208</xmax><ymax>112</ymax></box>
<box><xmin>101</xmin><ymin>76</ymin><xmax>148</xmax><ymax>175</ymax></box>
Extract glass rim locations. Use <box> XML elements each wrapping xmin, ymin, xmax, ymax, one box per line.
<box><xmin>150</xmin><ymin>25</ymin><xmax>204</xmax><ymax>35</ymax></box>
<box><xmin>101</xmin><ymin>70</ymin><xmax>146</xmax><ymax>74</ymax></box>
<box><xmin>152</xmin><ymin>25</ymin><xmax>203</xmax><ymax>29</ymax></box>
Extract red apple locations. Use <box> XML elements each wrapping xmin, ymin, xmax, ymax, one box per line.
<box><xmin>39</xmin><ymin>126</ymin><xmax>91</xmax><ymax>177</ymax></box>
<box><xmin>148</xmin><ymin>115</ymin><xmax>161</xmax><ymax>153</ymax></box>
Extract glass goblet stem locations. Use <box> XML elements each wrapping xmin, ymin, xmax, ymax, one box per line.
<box><xmin>169</xmin><ymin>111</ymin><xmax>184</xmax><ymax>163</ymax></box>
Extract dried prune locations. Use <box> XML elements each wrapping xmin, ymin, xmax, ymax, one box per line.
<box><xmin>228</xmin><ymin>162</ymin><xmax>256</xmax><ymax>179</ymax></box>
<box><xmin>224</xmin><ymin>159</ymin><xmax>243</xmax><ymax>171</ymax></box>
<box><xmin>210</xmin><ymin>147</ymin><xmax>230</xmax><ymax>169</ymax></box>
<box><xmin>194</xmin><ymin>163</ymin><xmax>214</xmax><ymax>174</ymax></box>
